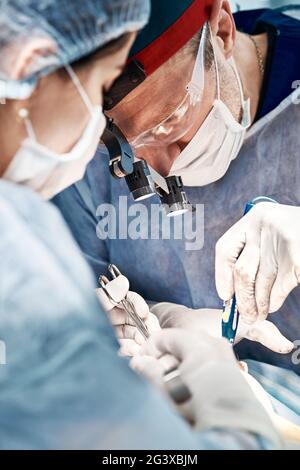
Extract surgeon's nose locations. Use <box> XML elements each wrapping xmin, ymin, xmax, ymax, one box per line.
<box><xmin>135</xmin><ymin>143</ymin><xmax>181</xmax><ymax>176</ymax></box>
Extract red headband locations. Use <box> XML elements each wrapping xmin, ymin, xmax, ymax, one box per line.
<box><xmin>130</xmin><ymin>0</ymin><xmax>214</xmax><ymax>76</ymax></box>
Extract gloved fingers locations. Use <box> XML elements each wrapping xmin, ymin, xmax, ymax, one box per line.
<box><xmin>130</xmin><ymin>355</ymin><xmax>165</xmax><ymax>389</ymax></box>
<box><xmin>108</xmin><ymin>307</ymin><xmax>138</xmax><ymax>327</ymax></box>
<box><xmin>269</xmin><ymin>243</ymin><xmax>300</xmax><ymax>313</ymax></box>
<box><xmin>215</xmin><ymin>219</ymin><xmax>247</xmax><ymax>301</ymax></box>
<box><xmin>269</xmin><ymin>279</ymin><xmax>299</xmax><ymax>314</ymax></box>
<box><xmin>152</xmin><ymin>304</ymin><xmax>223</xmax><ymax>337</ymax></box>
<box><xmin>96</xmin><ymin>287</ymin><xmax>116</xmax><ymax>312</ymax></box>
<box><xmin>139</xmin><ymin>339</ymin><xmax>180</xmax><ymax>371</ymax></box>
<box><xmin>145</xmin><ymin>313</ymin><xmax>161</xmax><ymax>334</ymax></box>
<box><xmin>245</xmin><ymin>320</ymin><xmax>294</xmax><ymax>354</ymax></box>
<box><xmin>255</xmin><ymin>229</ymin><xmax>277</xmax><ymax>321</ymax></box>
<box><xmin>108</xmin><ymin>292</ymin><xmax>150</xmax><ymax>327</ymax></box>
<box><xmin>96</xmin><ymin>274</ymin><xmax>129</xmax><ymax>311</ymax></box>
<box><xmin>143</xmin><ymin>329</ymin><xmax>218</xmax><ymax>363</ymax></box>
<box><xmin>114</xmin><ymin>324</ymin><xmax>145</xmax><ymax>346</ymax></box>
<box><xmin>111</xmin><ymin>313</ymin><xmax>159</xmax><ymax>342</ymax></box>
<box><xmin>126</xmin><ymin>291</ymin><xmax>151</xmax><ymax>320</ymax></box>
<box><xmin>150</xmin><ymin>303</ymin><xmax>192</xmax><ymax>329</ymax></box>
<box><xmin>268</xmin><ymin>277</ymin><xmax>296</xmax><ymax>314</ymax></box>
<box><xmin>139</xmin><ymin>336</ymin><xmax>162</xmax><ymax>358</ymax></box>
<box><xmin>234</xmin><ymin>230</ymin><xmax>261</xmax><ymax>324</ymax></box>
<box><xmin>119</xmin><ymin>339</ymin><xmax>142</xmax><ymax>357</ymax></box>
<box><xmin>140</xmin><ymin>329</ymin><xmax>191</xmax><ymax>361</ymax></box>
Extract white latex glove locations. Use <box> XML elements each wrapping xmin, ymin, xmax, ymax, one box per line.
<box><xmin>150</xmin><ymin>303</ymin><xmax>294</xmax><ymax>354</ymax></box>
<box><xmin>131</xmin><ymin>329</ymin><xmax>280</xmax><ymax>446</ymax></box>
<box><xmin>216</xmin><ymin>203</ymin><xmax>300</xmax><ymax>324</ymax></box>
<box><xmin>96</xmin><ymin>274</ymin><xmax>160</xmax><ymax>357</ymax></box>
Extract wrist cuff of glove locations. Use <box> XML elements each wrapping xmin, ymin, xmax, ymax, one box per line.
<box><xmin>190</xmin><ymin>362</ymin><xmax>281</xmax><ymax>448</ymax></box>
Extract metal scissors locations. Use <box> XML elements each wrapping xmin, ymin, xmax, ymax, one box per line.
<box><xmin>99</xmin><ymin>264</ymin><xmax>191</xmax><ymax>405</ymax></box>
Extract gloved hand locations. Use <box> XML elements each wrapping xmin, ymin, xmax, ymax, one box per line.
<box><xmin>96</xmin><ymin>274</ymin><xmax>160</xmax><ymax>357</ymax></box>
<box><xmin>131</xmin><ymin>329</ymin><xmax>280</xmax><ymax>446</ymax></box>
<box><xmin>150</xmin><ymin>302</ymin><xmax>294</xmax><ymax>354</ymax></box>
<box><xmin>216</xmin><ymin>202</ymin><xmax>300</xmax><ymax>324</ymax></box>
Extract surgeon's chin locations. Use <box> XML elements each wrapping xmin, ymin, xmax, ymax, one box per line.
<box><xmin>135</xmin><ymin>143</ymin><xmax>181</xmax><ymax>177</ymax></box>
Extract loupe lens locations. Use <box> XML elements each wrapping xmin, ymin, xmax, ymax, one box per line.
<box><xmin>158</xmin><ymin>176</ymin><xmax>190</xmax><ymax>217</ymax></box>
<box><xmin>125</xmin><ymin>161</ymin><xmax>156</xmax><ymax>201</ymax></box>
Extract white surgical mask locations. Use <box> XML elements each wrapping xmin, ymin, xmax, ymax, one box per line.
<box><xmin>4</xmin><ymin>65</ymin><xmax>106</xmax><ymax>199</ymax></box>
<box><xmin>169</xmin><ymin>29</ymin><xmax>251</xmax><ymax>187</ymax></box>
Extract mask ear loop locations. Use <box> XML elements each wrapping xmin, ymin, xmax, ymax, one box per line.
<box><xmin>208</xmin><ymin>23</ymin><xmax>245</xmax><ymax>107</ymax></box>
<box><xmin>64</xmin><ymin>64</ymin><xmax>94</xmax><ymax>116</ymax></box>
<box><xmin>229</xmin><ymin>57</ymin><xmax>246</xmax><ymax>105</ymax></box>
<box><xmin>229</xmin><ymin>58</ymin><xmax>251</xmax><ymax>127</ymax></box>
<box><xmin>208</xmin><ymin>23</ymin><xmax>221</xmax><ymax>101</ymax></box>
<box><xmin>187</xmin><ymin>22</ymin><xmax>208</xmax><ymax>105</ymax></box>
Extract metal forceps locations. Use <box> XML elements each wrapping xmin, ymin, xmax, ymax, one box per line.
<box><xmin>99</xmin><ymin>264</ymin><xmax>149</xmax><ymax>339</ymax></box>
<box><xmin>99</xmin><ymin>264</ymin><xmax>192</xmax><ymax>406</ymax></box>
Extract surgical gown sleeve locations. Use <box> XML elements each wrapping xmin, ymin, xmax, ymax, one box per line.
<box><xmin>0</xmin><ymin>182</ymin><xmax>278</xmax><ymax>450</ymax></box>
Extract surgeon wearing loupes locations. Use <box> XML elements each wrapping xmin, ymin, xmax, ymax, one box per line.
<box><xmin>53</xmin><ymin>0</ymin><xmax>300</xmax><ymax>418</ymax></box>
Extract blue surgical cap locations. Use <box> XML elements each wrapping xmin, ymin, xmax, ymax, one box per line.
<box><xmin>0</xmin><ymin>0</ymin><xmax>150</xmax><ymax>100</ymax></box>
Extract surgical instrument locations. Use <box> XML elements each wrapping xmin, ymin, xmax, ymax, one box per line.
<box><xmin>99</xmin><ymin>264</ymin><xmax>192</xmax><ymax>405</ymax></box>
<box><xmin>100</xmin><ymin>264</ymin><xmax>150</xmax><ymax>340</ymax></box>
<box><xmin>222</xmin><ymin>197</ymin><xmax>278</xmax><ymax>345</ymax></box>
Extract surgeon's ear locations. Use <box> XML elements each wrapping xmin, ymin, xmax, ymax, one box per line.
<box><xmin>9</xmin><ymin>37</ymin><xmax>57</xmax><ymax>80</ymax></box>
<box><xmin>209</xmin><ymin>0</ymin><xmax>236</xmax><ymax>59</ymax></box>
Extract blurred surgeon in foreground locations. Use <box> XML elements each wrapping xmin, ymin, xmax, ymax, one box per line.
<box><xmin>0</xmin><ymin>0</ymin><xmax>282</xmax><ymax>450</ymax></box>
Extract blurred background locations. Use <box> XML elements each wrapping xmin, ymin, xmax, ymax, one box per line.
<box><xmin>230</xmin><ymin>0</ymin><xmax>300</xmax><ymax>11</ymax></box>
